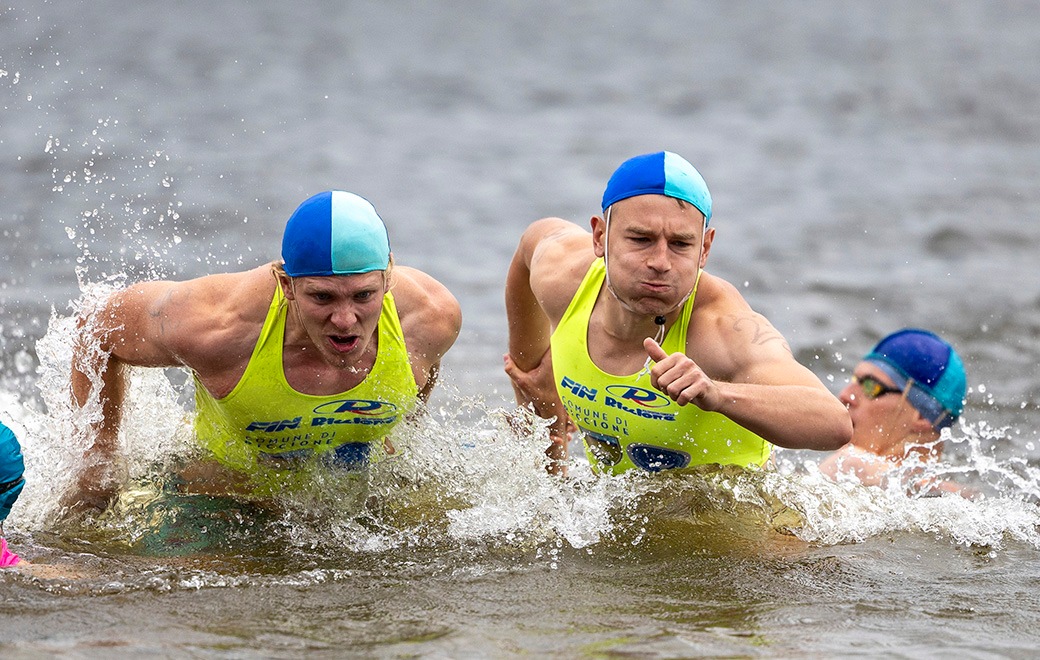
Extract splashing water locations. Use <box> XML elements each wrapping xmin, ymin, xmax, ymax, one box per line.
<box><xmin>1</xmin><ymin>283</ymin><xmax>1039</xmax><ymax>595</ymax></box>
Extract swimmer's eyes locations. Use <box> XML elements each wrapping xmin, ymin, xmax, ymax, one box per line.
<box><xmin>626</xmin><ymin>235</ymin><xmax>695</xmax><ymax>249</ymax></box>
<box><xmin>307</xmin><ymin>289</ymin><xmax>379</xmax><ymax>304</ymax></box>
<box><xmin>853</xmin><ymin>375</ymin><xmax>903</xmax><ymax>400</ymax></box>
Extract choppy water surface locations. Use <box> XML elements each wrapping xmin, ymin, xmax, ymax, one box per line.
<box><xmin>3</xmin><ymin>1</ymin><xmax>1040</xmax><ymax>657</ymax></box>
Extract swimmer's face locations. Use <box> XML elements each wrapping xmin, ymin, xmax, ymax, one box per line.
<box><xmin>283</xmin><ymin>271</ymin><xmax>387</xmax><ymax>367</ymax></box>
<box><xmin>841</xmin><ymin>363</ymin><xmax>929</xmax><ymax>453</ymax></box>
<box><xmin>593</xmin><ymin>194</ymin><xmax>712</xmax><ymax>317</ymax></box>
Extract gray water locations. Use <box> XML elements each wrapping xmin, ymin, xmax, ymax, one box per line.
<box><xmin>3</xmin><ymin>1</ymin><xmax>1040</xmax><ymax>657</ymax></box>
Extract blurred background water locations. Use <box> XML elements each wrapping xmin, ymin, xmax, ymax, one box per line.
<box><xmin>3</xmin><ymin>1</ymin><xmax>1040</xmax><ymax>657</ymax></box>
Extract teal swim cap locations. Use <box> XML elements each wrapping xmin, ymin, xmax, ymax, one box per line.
<box><xmin>601</xmin><ymin>151</ymin><xmax>712</xmax><ymax>224</ymax></box>
<box><xmin>864</xmin><ymin>328</ymin><xmax>967</xmax><ymax>431</ymax></box>
<box><xmin>281</xmin><ymin>191</ymin><xmax>391</xmax><ymax>277</ymax></box>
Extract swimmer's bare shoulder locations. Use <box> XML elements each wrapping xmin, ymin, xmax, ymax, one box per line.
<box><xmin>686</xmin><ymin>272</ymin><xmax>802</xmax><ymax>384</ymax></box>
<box><xmin>525</xmin><ymin>218</ymin><xmax>596</xmax><ymax>322</ymax></box>
<box><xmin>102</xmin><ymin>265</ymin><xmax>275</xmax><ymax>376</ymax></box>
<box><xmin>390</xmin><ymin>265</ymin><xmax>462</xmax><ymax>368</ymax></box>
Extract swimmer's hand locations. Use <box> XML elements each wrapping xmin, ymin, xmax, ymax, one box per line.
<box><xmin>644</xmin><ymin>338</ymin><xmax>722</xmax><ymax>410</ymax></box>
<box><xmin>503</xmin><ymin>350</ymin><xmax>572</xmax><ymax>474</ymax></box>
<box><xmin>59</xmin><ymin>450</ymin><xmax>127</xmax><ymax>517</ymax></box>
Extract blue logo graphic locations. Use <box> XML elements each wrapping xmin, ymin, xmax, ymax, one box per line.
<box><xmin>560</xmin><ymin>376</ymin><xmax>597</xmax><ymax>401</ymax></box>
<box><xmin>604</xmin><ymin>385</ymin><xmax>671</xmax><ymax>409</ymax></box>
<box><xmin>246</xmin><ymin>417</ymin><xmax>302</xmax><ymax>432</ymax></box>
<box><xmin>312</xmin><ymin>399</ymin><xmax>398</xmax><ymax>417</ymax></box>
<box><xmin>627</xmin><ymin>444</ymin><xmax>691</xmax><ymax>472</ymax></box>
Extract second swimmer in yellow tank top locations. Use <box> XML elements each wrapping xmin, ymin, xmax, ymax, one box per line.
<box><xmin>66</xmin><ymin>191</ymin><xmax>462</xmax><ymax>510</ymax></box>
<box><xmin>550</xmin><ymin>259</ymin><xmax>770</xmax><ymax>474</ymax></box>
<box><xmin>505</xmin><ymin>151</ymin><xmax>851</xmax><ymax>474</ymax></box>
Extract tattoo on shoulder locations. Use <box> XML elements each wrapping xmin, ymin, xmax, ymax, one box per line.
<box><xmin>150</xmin><ymin>289</ymin><xmax>180</xmax><ymax>335</ymax></box>
<box><xmin>731</xmin><ymin>315</ymin><xmax>792</xmax><ymax>352</ymax></box>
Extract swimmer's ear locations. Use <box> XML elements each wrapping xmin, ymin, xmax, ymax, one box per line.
<box><xmin>700</xmin><ymin>225</ymin><xmax>715</xmax><ymax>268</ymax></box>
<box><xmin>591</xmin><ymin>215</ymin><xmax>607</xmax><ymax>258</ymax></box>
<box><xmin>275</xmin><ymin>270</ymin><xmax>295</xmax><ymax>300</ymax></box>
<box><xmin>909</xmin><ymin>412</ymin><xmax>936</xmax><ymax>435</ymax></box>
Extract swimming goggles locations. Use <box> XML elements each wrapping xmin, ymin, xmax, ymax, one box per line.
<box><xmin>852</xmin><ymin>375</ymin><xmax>904</xmax><ymax>400</ymax></box>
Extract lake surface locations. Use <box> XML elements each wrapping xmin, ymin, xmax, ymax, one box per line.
<box><xmin>2</xmin><ymin>1</ymin><xmax>1040</xmax><ymax>657</ymax></box>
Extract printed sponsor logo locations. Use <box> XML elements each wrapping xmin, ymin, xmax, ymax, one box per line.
<box><xmin>312</xmin><ymin>399</ymin><xmax>399</xmax><ymax>417</ymax></box>
<box><xmin>243</xmin><ymin>433</ymin><xmax>333</xmax><ymax>452</ymax></box>
<box><xmin>582</xmin><ymin>428</ymin><xmax>624</xmax><ymax>466</ymax></box>
<box><xmin>604</xmin><ymin>395</ymin><xmax>676</xmax><ymax>421</ymax></box>
<box><xmin>246</xmin><ymin>417</ymin><xmax>303</xmax><ymax>432</ymax></box>
<box><xmin>243</xmin><ymin>399</ymin><xmax>399</xmax><ymax>436</ymax></box>
<box><xmin>560</xmin><ymin>376</ymin><xmax>597</xmax><ymax>401</ymax></box>
<box><xmin>311</xmin><ymin>415</ymin><xmax>397</xmax><ymax>427</ymax></box>
<box><xmin>604</xmin><ymin>385</ymin><xmax>672</xmax><ymax>409</ymax></box>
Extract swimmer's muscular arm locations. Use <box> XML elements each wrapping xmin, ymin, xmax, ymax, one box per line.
<box><xmin>709</xmin><ymin>325</ymin><xmax>851</xmax><ymax>451</ymax></box>
<box><xmin>67</xmin><ymin>267</ymin><xmax>270</xmax><ymax>509</ymax></box>
<box><xmin>73</xmin><ymin>267</ymin><xmax>271</xmax><ymax>409</ymax></box>
<box><xmin>651</xmin><ymin>275</ymin><xmax>851</xmax><ymax>451</ymax></box>
<box><xmin>505</xmin><ymin>218</ymin><xmax>591</xmax><ymax>371</ymax></box>
<box><xmin>504</xmin><ymin>218</ymin><xmax>593</xmax><ymax>464</ymax></box>
<box><xmin>392</xmin><ymin>266</ymin><xmax>462</xmax><ymax>404</ymax></box>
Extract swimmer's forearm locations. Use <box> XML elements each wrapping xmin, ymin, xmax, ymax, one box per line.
<box><xmin>65</xmin><ymin>356</ymin><xmax>126</xmax><ymax>513</ymax></box>
<box><xmin>416</xmin><ymin>362</ymin><xmax>441</xmax><ymax>404</ymax></box>
<box><xmin>504</xmin><ymin>251</ymin><xmax>551</xmax><ymax>371</ymax></box>
<box><xmin>63</xmin><ymin>364</ymin><xmax>126</xmax><ymax>514</ymax></box>
<box><xmin>712</xmin><ymin>382</ymin><xmax>852</xmax><ymax>451</ymax></box>
<box><xmin>71</xmin><ymin>349</ymin><xmax>127</xmax><ymax>453</ymax></box>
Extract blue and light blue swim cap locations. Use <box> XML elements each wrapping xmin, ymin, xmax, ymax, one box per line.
<box><xmin>281</xmin><ymin>191</ymin><xmax>391</xmax><ymax>277</ymax></box>
<box><xmin>601</xmin><ymin>151</ymin><xmax>713</xmax><ymax>224</ymax></box>
<box><xmin>0</xmin><ymin>422</ymin><xmax>24</xmax><ymax>523</ymax></box>
<box><xmin>864</xmin><ymin>328</ymin><xmax>967</xmax><ymax>431</ymax></box>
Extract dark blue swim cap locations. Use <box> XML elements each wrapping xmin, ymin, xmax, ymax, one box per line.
<box><xmin>601</xmin><ymin>151</ymin><xmax>712</xmax><ymax>224</ymax></box>
<box><xmin>0</xmin><ymin>422</ymin><xmax>24</xmax><ymax>523</ymax></box>
<box><xmin>281</xmin><ymin>191</ymin><xmax>391</xmax><ymax>277</ymax></box>
<box><xmin>864</xmin><ymin>329</ymin><xmax>967</xmax><ymax>431</ymax></box>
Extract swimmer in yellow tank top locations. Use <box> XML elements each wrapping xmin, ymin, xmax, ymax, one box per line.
<box><xmin>550</xmin><ymin>259</ymin><xmax>770</xmax><ymax>474</ymax></box>
<box><xmin>192</xmin><ymin>284</ymin><xmax>418</xmax><ymax>492</ymax></box>
<box><xmin>505</xmin><ymin>151</ymin><xmax>851</xmax><ymax>474</ymax></box>
<box><xmin>66</xmin><ymin>191</ymin><xmax>461</xmax><ymax>510</ymax></box>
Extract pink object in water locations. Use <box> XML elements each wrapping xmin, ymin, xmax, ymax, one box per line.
<box><xmin>0</xmin><ymin>537</ymin><xmax>20</xmax><ymax>567</ymax></box>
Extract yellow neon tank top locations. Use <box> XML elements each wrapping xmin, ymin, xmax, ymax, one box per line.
<box><xmin>550</xmin><ymin>258</ymin><xmax>771</xmax><ymax>475</ymax></box>
<box><xmin>194</xmin><ymin>284</ymin><xmax>418</xmax><ymax>479</ymax></box>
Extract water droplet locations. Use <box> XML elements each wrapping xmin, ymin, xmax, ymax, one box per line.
<box><xmin>14</xmin><ymin>349</ymin><xmax>34</xmax><ymax>374</ymax></box>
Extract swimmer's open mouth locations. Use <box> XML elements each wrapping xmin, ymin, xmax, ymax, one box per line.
<box><xmin>329</xmin><ymin>335</ymin><xmax>360</xmax><ymax>352</ymax></box>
